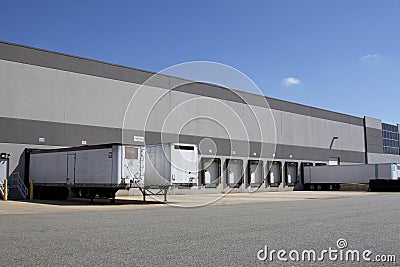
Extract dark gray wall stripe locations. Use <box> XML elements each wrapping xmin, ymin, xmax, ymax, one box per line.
<box><xmin>0</xmin><ymin>41</ymin><xmax>363</xmax><ymax>126</ymax></box>
<box><xmin>172</xmin><ymin>83</ymin><xmax>246</xmax><ymax>104</ymax></box>
<box><xmin>0</xmin><ymin>116</ymin><xmax>365</xmax><ymax>163</ymax></box>
<box><xmin>367</xmin><ymin>144</ymin><xmax>383</xmax><ymax>154</ymax></box>
<box><xmin>365</xmin><ymin>127</ymin><xmax>382</xmax><ymax>138</ymax></box>
<box><xmin>0</xmin><ymin>41</ymin><xmax>155</xmax><ymax>86</ymax></box>
<box><xmin>0</xmin><ymin>117</ymin><xmax>65</xmax><ymax>146</ymax></box>
<box><xmin>366</xmin><ymin>136</ymin><xmax>383</xmax><ymax>146</ymax></box>
<box><xmin>266</xmin><ymin>97</ymin><xmax>363</xmax><ymax>126</ymax></box>
<box><xmin>364</xmin><ymin>126</ymin><xmax>383</xmax><ymax>154</ymax></box>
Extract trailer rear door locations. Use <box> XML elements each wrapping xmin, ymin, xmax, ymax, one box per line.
<box><xmin>66</xmin><ymin>153</ymin><xmax>75</xmax><ymax>185</ymax></box>
<box><xmin>171</xmin><ymin>144</ymin><xmax>198</xmax><ymax>184</ymax></box>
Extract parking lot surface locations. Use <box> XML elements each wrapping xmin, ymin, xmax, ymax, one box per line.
<box><xmin>1</xmin><ymin>191</ymin><xmax>399</xmax><ymax>266</ymax></box>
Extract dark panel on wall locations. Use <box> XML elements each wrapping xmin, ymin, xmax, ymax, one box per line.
<box><xmin>220</xmin><ymin>138</ymin><xmax>232</xmax><ymax>156</ymax></box>
<box><xmin>364</xmin><ymin>126</ymin><xmax>383</xmax><ymax>154</ymax></box>
<box><xmin>310</xmin><ymin>107</ymin><xmax>363</xmax><ymax>126</ymax></box>
<box><xmin>279</xmin><ymin>144</ymin><xmax>365</xmax><ymax>163</ymax></box>
<box><xmin>266</xmin><ymin>97</ymin><xmax>363</xmax><ymax>126</ymax></box>
<box><xmin>237</xmin><ymin>91</ymin><xmax>272</xmax><ymax>108</ymax></box>
<box><xmin>267</xmin><ymin>98</ymin><xmax>312</xmax><ymax>117</ymax></box>
<box><xmin>122</xmin><ymin>129</ymin><xmax>145</xmax><ymax>145</ymax></box>
<box><xmin>365</xmin><ymin>127</ymin><xmax>383</xmax><ymax>138</ymax></box>
<box><xmin>0</xmin><ymin>41</ymin><xmax>156</xmax><ymax>87</ymax></box>
<box><xmin>280</xmin><ymin>144</ymin><xmax>325</xmax><ymax>161</ymax></box>
<box><xmin>341</xmin><ymin>150</ymin><xmax>366</xmax><ymax>163</ymax></box>
<box><xmin>366</xmin><ymin>136</ymin><xmax>383</xmax><ymax>147</ymax></box>
<box><xmin>177</xmin><ymin>134</ymin><xmax>203</xmax><ymax>146</ymax></box>
<box><xmin>172</xmin><ymin>82</ymin><xmax>246</xmax><ymax>104</ymax></box>
<box><xmin>143</xmin><ymin>131</ymin><xmax>162</xmax><ymax>144</ymax></box>
<box><xmin>249</xmin><ymin>141</ymin><xmax>263</xmax><ymax>157</ymax></box>
<box><xmin>367</xmin><ymin>144</ymin><xmax>383</xmax><ymax>154</ymax></box>
<box><xmin>0</xmin><ymin>117</ymin><xmax>65</xmax><ymax>146</ymax></box>
<box><xmin>0</xmin><ymin>117</ymin><xmax>122</xmax><ymax>147</ymax></box>
<box><xmin>64</xmin><ymin>124</ymin><xmax>121</xmax><ymax>146</ymax></box>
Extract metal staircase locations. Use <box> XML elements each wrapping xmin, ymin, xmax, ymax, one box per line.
<box><xmin>7</xmin><ymin>173</ymin><xmax>28</xmax><ymax>200</ymax></box>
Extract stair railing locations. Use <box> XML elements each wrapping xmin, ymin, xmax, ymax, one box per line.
<box><xmin>9</xmin><ymin>173</ymin><xmax>28</xmax><ymax>200</ymax></box>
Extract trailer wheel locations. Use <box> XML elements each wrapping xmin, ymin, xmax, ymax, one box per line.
<box><xmin>309</xmin><ymin>184</ymin><xmax>315</xmax><ymax>190</ymax></box>
<box><xmin>316</xmin><ymin>184</ymin><xmax>322</xmax><ymax>191</ymax></box>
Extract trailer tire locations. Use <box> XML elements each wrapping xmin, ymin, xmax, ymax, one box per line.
<box><xmin>316</xmin><ymin>184</ymin><xmax>322</xmax><ymax>191</ymax></box>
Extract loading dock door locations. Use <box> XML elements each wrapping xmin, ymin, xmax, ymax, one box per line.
<box><xmin>269</xmin><ymin>161</ymin><xmax>281</xmax><ymax>186</ymax></box>
<box><xmin>248</xmin><ymin>160</ymin><xmax>263</xmax><ymax>187</ymax></box>
<box><xmin>285</xmin><ymin>162</ymin><xmax>298</xmax><ymax>186</ymax></box>
<box><xmin>67</xmin><ymin>154</ymin><xmax>75</xmax><ymax>186</ymax></box>
<box><xmin>202</xmin><ymin>158</ymin><xmax>221</xmax><ymax>187</ymax></box>
<box><xmin>226</xmin><ymin>159</ymin><xmax>243</xmax><ymax>188</ymax></box>
<box><xmin>171</xmin><ymin>145</ymin><xmax>198</xmax><ymax>185</ymax></box>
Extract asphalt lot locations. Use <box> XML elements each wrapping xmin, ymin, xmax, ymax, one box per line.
<box><xmin>0</xmin><ymin>191</ymin><xmax>399</xmax><ymax>266</ymax></box>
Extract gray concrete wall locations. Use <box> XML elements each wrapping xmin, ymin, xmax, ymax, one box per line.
<box><xmin>367</xmin><ymin>153</ymin><xmax>400</xmax><ymax>164</ymax></box>
<box><xmin>1</xmin><ymin>41</ymin><xmax>397</xmax><ymax>186</ymax></box>
<box><xmin>0</xmin><ymin>59</ymin><xmax>366</xmax><ymax>162</ymax></box>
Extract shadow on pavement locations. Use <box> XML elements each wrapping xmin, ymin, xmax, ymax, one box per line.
<box><xmin>19</xmin><ymin>198</ymin><xmax>164</xmax><ymax>206</ymax></box>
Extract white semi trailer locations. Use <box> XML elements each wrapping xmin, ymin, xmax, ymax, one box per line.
<box><xmin>27</xmin><ymin>144</ymin><xmax>169</xmax><ymax>202</ymax></box>
<box><xmin>145</xmin><ymin>143</ymin><xmax>199</xmax><ymax>186</ymax></box>
<box><xmin>303</xmin><ymin>163</ymin><xmax>400</xmax><ymax>190</ymax></box>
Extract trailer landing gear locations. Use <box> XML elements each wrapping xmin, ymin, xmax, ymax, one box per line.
<box><xmin>139</xmin><ymin>186</ymin><xmax>169</xmax><ymax>203</ymax></box>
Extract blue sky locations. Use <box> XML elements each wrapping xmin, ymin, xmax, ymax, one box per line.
<box><xmin>1</xmin><ymin>0</ymin><xmax>400</xmax><ymax>124</ymax></box>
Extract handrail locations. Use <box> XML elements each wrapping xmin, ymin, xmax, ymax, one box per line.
<box><xmin>9</xmin><ymin>173</ymin><xmax>28</xmax><ymax>198</ymax></box>
<box><xmin>0</xmin><ymin>181</ymin><xmax>4</xmax><ymax>200</ymax></box>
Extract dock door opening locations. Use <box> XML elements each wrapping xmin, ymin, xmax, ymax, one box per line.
<box><xmin>268</xmin><ymin>161</ymin><xmax>282</xmax><ymax>187</ymax></box>
<box><xmin>247</xmin><ymin>160</ymin><xmax>263</xmax><ymax>187</ymax></box>
<box><xmin>201</xmin><ymin>158</ymin><xmax>221</xmax><ymax>188</ymax></box>
<box><xmin>225</xmin><ymin>159</ymin><xmax>243</xmax><ymax>188</ymax></box>
<box><xmin>285</xmin><ymin>162</ymin><xmax>298</xmax><ymax>186</ymax></box>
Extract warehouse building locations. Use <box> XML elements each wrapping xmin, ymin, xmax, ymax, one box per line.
<box><xmin>0</xmin><ymin>41</ymin><xmax>399</xmax><ymax>193</ymax></box>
